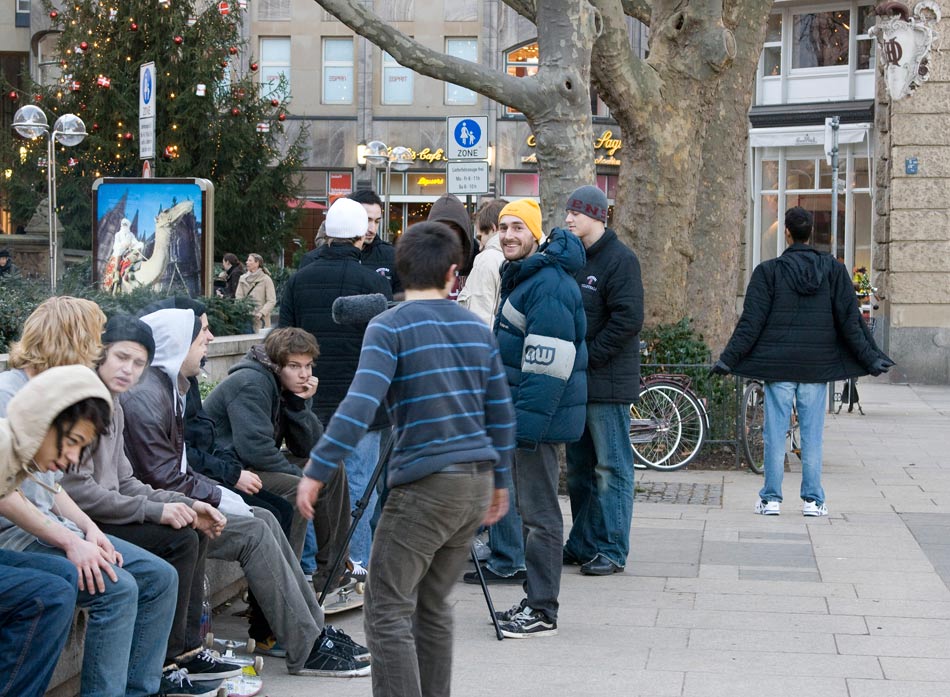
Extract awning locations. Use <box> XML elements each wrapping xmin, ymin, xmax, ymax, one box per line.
<box><xmin>749</xmin><ymin>123</ymin><xmax>870</xmax><ymax>148</ymax></box>
<box><xmin>287</xmin><ymin>198</ymin><xmax>327</xmax><ymax>210</ymax></box>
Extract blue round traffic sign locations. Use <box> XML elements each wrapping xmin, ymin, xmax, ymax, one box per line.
<box><xmin>142</xmin><ymin>68</ymin><xmax>153</xmax><ymax>104</ymax></box>
<box><xmin>454</xmin><ymin>119</ymin><xmax>481</xmax><ymax>149</ymax></box>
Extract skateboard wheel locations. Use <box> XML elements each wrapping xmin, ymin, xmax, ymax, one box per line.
<box><xmin>355</xmin><ymin>582</ymin><xmax>365</xmax><ymax>593</ymax></box>
<box><xmin>204</xmin><ymin>632</ymin><xmax>214</xmax><ymax>648</ymax></box>
<box><xmin>253</xmin><ymin>656</ymin><xmax>264</xmax><ymax>674</ymax></box>
<box><xmin>245</xmin><ymin>637</ymin><xmax>256</xmax><ymax>654</ymax></box>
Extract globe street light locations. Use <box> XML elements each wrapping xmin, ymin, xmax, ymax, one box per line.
<box><xmin>363</xmin><ymin>140</ymin><xmax>413</xmax><ymax>242</ymax></box>
<box><xmin>12</xmin><ymin>106</ymin><xmax>87</xmax><ymax>290</ymax></box>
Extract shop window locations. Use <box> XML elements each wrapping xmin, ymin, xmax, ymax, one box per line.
<box><xmin>260</xmin><ymin>37</ymin><xmax>291</xmax><ymax>100</ymax></box>
<box><xmin>445</xmin><ymin>38</ymin><xmax>477</xmax><ymax>105</ymax></box>
<box><xmin>407</xmin><ymin>173</ymin><xmax>446</xmax><ymax>196</ymax></box>
<box><xmin>792</xmin><ymin>10</ymin><xmax>850</xmax><ymax>69</ymax></box>
<box><xmin>503</xmin><ymin>173</ymin><xmax>539</xmax><ymax>197</ymax></box>
<box><xmin>505</xmin><ymin>42</ymin><xmax>539</xmax><ymax>115</ymax></box>
<box><xmin>323</xmin><ymin>38</ymin><xmax>353</xmax><ymax>105</ymax></box>
<box><xmin>382</xmin><ymin>51</ymin><xmax>413</xmax><ymax>105</ymax></box>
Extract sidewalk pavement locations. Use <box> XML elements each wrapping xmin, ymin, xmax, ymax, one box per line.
<box><xmin>218</xmin><ymin>381</ymin><xmax>950</xmax><ymax>696</ymax></box>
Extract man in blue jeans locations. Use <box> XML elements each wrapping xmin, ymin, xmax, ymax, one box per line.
<box><xmin>714</xmin><ymin>206</ymin><xmax>893</xmax><ymax>516</ymax></box>
<box><xmin>562</xmin><ymin>185</ymin><xmax>643</xmax><ymax>576</ymax></box>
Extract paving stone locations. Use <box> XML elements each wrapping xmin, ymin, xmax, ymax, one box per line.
<box><xmin>880</xmin><ymin>657</ymin><xmax>950</xmax><ymax>681</ymax></box>
<box><xmin>848</xmin><ymin>679</ymin><xmax>950</xmax><ymax>697</ymax></box>
<box><xmin>867</xmin><ymin>617</ymin><xmax>950</xmax><ymax>638</ymax></box>
<box><xmin>838</xmin><ymin>634</ymin><xmax>950</xmax><ymax>658</ymax></box>
<box><xmin>689</xmin><ymin>627</ymin><xmax>838</xmax><ymax>653</ymax></box>
<box><xmin>829</xmin><ymin>598</ymin><xmax>950</xmax><ymax>618</ymax></box>
<box><xmin>740</xmin><ymin>568</ymin><xmax>821</xmax><ymax>582</ymax></box>
<box><xmin>658</xmin><ymin>608</ymin><xmax>867</xmax><ymax>634</ymax></box>
<box><xmin>635</xmin><ymin>481</ymin><xmax>723</xmax><ymax>505</ymax></box>
<box><xmin>684</xmin><ymin>674</ymin><xmax>848</xmax><ymax>696</ymax></box>
<box><xmin>647</xmin><ymin>648</ymin><xmax>883</xmax><ymax>678</ymax></box>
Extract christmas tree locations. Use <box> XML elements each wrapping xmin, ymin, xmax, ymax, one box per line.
<box><xmin>1</xmin><ymin>0</ymin><xmax>305</xmax><ymax>255</ymax></box>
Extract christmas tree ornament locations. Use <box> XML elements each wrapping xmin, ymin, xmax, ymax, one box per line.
<box><xmin>231</xmin><ymin>107</ymin><xmax>240</xmax><ymax>116</ymax></box>
<box><xmin>130</xmin><ymin>21</ymin><xmax>138</xmax><ymax>31</ymax></box>
<box><xmin>67</xmin><ymin>157</ymin><xmax>79</xmax><ymax>167</ymax></box>
<box><xmin>229</xmin><ymin>46</ymin><xmax>238</xmax><ymax>55</ymax></box>
<box><xmin>270</xmin><ymin>98</ymin><xmax>279</xmax><ymax>107</ymax></box>
<box><xmin>174</xmin><ymin>36</ymin><xmax>183</xmax><ymax>45</ymax></box>
<box><xmin>218</xmin><ymin>1</ymin><xmax>230</xmax><ymax>15</ymax></box>
<box><xmin>278</xmin><ymin>112</ymin><xmax>286</xmax><ymax>121</ymax></box>
<box><xmin>92</xmin><ymin>122</ymin><xmax>100</xmax><ymax>131</ymax></box>
<box><xmin>97</xmin><ymin>75</ymin><xmax>112</xmax><ymax>88</ymax></box>
<box><xmin>49</xmin><ymin>10</ymin><xmax>58</xmax><ymax>18</ymax></box>
<box><xmin>186</xmin><ymin>15</ymin><xmax>197</xmax><ymax>26</ymax></box>
<box><xmin>109</xmin><ymin>8</ymin><xmax>118</xmax><ymax>21</ymax></box>
<box><xmin>124</xmin><ymin>132</ymin><xmax>133</xmax><ymax>140</ymax></box>
<box><xmin>37</xmin><ymin>157</ymin><xmax>48</xmax><ymax>168</ymax></box>
<box><xmin>237</xmin><ymin>0</ymin><xmax>247</xmax><ymax>8</ymax></box>
<box><xmin>256</xmin><ymin>122</ymin><xmax>270</xmax><ymax>133</ymax></box>
<box><xmin>249</xmin><ymin>62</ymin><xmax>258</xmax><ymax>71</ymax></box>
<box><xmin>75</xmin><ymin>44</ymin><xmax>85</xmax><ymax>54</ymax></box>
<box><xmin>33</xmin><ymin>94</ymin><xmax>42</xmax><ymax>102</ymax></box>
<box><xmin>80</xmin><ymin>41</ymin><xmax>89</xmax><ymax>51</ymax></box>
<box><xmin>7</xmin><ymin>91</ymin><xmax>16</xmax><ymax>101</ymax></box>
<box><xmin>70</xmin><ymin>80</ymin><xmax>82</xmax><ymax>91</ymax></box>
<box><xmin>195</xmin><ymin>83</ymin><xmax>207</xmax><ymax>96</ymax></box>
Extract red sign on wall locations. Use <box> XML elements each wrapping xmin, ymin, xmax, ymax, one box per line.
<box><xmin>329</xmin><ymin>172</ymin><xmax>352</xmax><ymax>201</ymax></box>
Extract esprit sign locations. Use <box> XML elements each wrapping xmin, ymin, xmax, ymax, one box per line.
<box><xmin>870</xmin><ymin>0</ymin><xmax>941</xmax><ymax>101</ymax></box>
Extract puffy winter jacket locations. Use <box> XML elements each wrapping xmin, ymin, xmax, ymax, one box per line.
<box><xmin>279</xmin><ymin>243</ymin><xmax>393</xmax><ymax>427</ymax></box>
<box><xmin>496</xmin><ymin>227</ymin><xmax>588</xmax><ymax>447</ymax></box>
<box><xmin>719</xmin><ymin>243</ymin><xmax>892</xmax><ymax>382</ymax></box>
<box><xmin>576</xmin><ymin>228</ymin><xmax>643</xmax><ymax>403</ymax></box>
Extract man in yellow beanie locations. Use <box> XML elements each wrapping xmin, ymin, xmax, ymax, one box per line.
<box><xmin>489</xmin><ymin>198</ymin><xmax>588</xmax><ymax>638</ymax></box>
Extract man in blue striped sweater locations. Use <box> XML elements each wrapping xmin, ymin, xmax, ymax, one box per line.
<box><xmin>297</xmin><ymin>221</ymin><xmax>515</xmax><ymax>697</ymax></box>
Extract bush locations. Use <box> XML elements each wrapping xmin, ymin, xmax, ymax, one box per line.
<box><xmin>0</xmin><ymin>265</ymin><xmax>257</xmax><ymax>353</ymax></box>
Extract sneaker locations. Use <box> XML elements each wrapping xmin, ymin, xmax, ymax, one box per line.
<box><xmin>462</xmin><ymin>566</ymin><xmax>527</xmax><ymax>584</ymax></box>
<box><xmin>153</xmin><ymin>668</ymin><xmax>222</xmax><ymax>697</ymax></box>
<box><xmin>755</xmin><ymin>499</ymin><xmax>781</xmax><ymax>515</ymax></box>
<box><xmin>254</xmin><ymin>635</ymin><xmax>287</xmax><ymax>658</ymax></box>
<box><xmin>297</xmin><ymin>635</ymin><xmax>371</xmax><ymax>677</ymax></box>
<box><xmin>473</xmin><ymin>536</ymin><xmax>491</xmax><ymax>562</ymax></box>
<box><xmin>323</xmin><ymin>624</ymin><xmax>371</xmax><ymax>661</ymax></box>
<box><xmin>175</xmin><ymin>648</ymin><xmax>242</xmax><ymax>681</ymax></box>
<box><xmin>498</xmin><ymin>605</ymin><xmax>558</xmax><ymax>639</ymax></box>
<box><xmin>493</xmin><ymin>598</ymin><xmax>528</xmax><ymax>623</ymax></box>
<box><xmin>346</xmin><ymin>559</ymin><xmax>368</xmax><ymax>583</ymax></box>
<box><xmin>802</xmin><ymin>500</ymin><xmax>828</xmax><ymax>517</ymax></box>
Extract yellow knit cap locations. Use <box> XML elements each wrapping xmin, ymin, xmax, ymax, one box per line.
<box><xmin>499</xmin><ymin>199</ymin><xmax>542</xmax><ymax>241</ymax></box>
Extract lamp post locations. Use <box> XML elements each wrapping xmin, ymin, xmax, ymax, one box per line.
<box><xmin>363</xmin><ymin>140</ymin><xmax>412</xmax><ymax>242</ymax></box>
<box><xmin>11</xmin><ymin>105</ymin><xmax>87</xmax><ymax>291</ymax></box>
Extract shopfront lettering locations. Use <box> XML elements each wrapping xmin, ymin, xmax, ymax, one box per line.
<box><xmin>417</xmin><ymin>177</ymin><xmax>445</xmax><ymax>186</ymax></box>
<box><xmin>525</xmin><ymin>130</ymin><xmax>622</xmax><ymax>162</ymax></box>
<box><xmin>414</xmin><ymin>147</ymin><xmax>447</xmax><ymax>163</ymax></box>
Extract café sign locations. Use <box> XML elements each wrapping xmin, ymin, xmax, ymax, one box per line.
<box><xmin>522</xmin><ymin>130</ymin><xmax>623</xmax><ymax>166</ymax></box>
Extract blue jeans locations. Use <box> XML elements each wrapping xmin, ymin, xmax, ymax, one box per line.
<box><xmin>27</xmin><ymin>535</ymin><xmax>178</xmax><ymax>697</ymax></box>
<box><xmin>345</xmin><ymin>429</ymin><xmax>382</xmax><ymax>566</ymax></box>
<box><xmin>760</xmin><ymin>381</ymin><xmax>827</xmax><ymax>505</ymax></box>
<box><xmin>301</xmin><ymin>521</ymin><xmax>317</xmax><ymax>575</ymax></box>
<box><xmin>565</xmin><ymin>402</ymin><xmax>635</xmax><ymax>567</ymax></box>
<box><xmin>0</xmin><ymin>550</ymin><xmax>77</xmax><ymax>696</ymax></box>
<box><xmin>485</xmin><ymin>474</ymin><xmax>525</xmax><ymax>576</ymax></box>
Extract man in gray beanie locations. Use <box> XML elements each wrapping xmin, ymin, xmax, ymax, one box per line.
<box><xmin>562</xmin><ymin>185</ymin><xmax>644</xmax><ymax>576</ymax></box>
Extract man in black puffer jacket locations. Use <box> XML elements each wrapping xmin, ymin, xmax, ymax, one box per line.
<box><xmin>280</xmin><ymin>197</ymin><xmax>392</xmax><ymax>571</ymax></box>
<box><xmin>714</xmin><ymin>207</ymin><xmax>893</xmax><ymax>518</ymax></box>
<box><xmin>562</xmin><ymin>186</ymin><xmax>643</xmax><ymax>577</ymax></box>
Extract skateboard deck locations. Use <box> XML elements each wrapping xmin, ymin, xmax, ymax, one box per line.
<box><xmin>204</xmin><ymin>634</ymin><xmax>265</xmax><ymax>673</ymax></box>
<box><xmin>323</xmin><ymin>581</ymin><xmax>365</xmax><ymax>615</ymax></box>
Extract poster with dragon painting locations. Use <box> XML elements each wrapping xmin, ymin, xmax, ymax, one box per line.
<box><xmin>91</xmin><ymin>178</ymin><xmax>214</xmax><ymax>297</ymax></box>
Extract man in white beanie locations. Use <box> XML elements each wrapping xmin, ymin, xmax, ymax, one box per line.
<box><xmin>279</xmin><ymin>197</ymin><xmax>393</xmax><ymax>587</ymax></box>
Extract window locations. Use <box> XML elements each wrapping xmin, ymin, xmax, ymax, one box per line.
<box><xmin>504</xmin><ymin>173</ymin><xmax>540</xmax><ymax>197</ymax></box>
<box><xmin>791</xmin><ymin>10</ymin><xmax>850</xmax><ymax>69</ymax></box>
<box><xmin>323</xmin><ymin>38</ymin><xmax>353</xmax><ymax>104</ymax></box>
<box><xmin>856</xmin><ymin>4</ymin><xmax>876</xmax><ymax>70</ymax></box>
<box><xmin>257</xmin><ymin>0</ymin><xmax>290</xmax><ymax>20</ymax></box>
<box><xmin>260</xmin><ymin>37</ymin><xmax>290</xmax><ymax>100</ymax></box>
<box><xmin>382</xmin><ymin>52</ymin><xmax>413</xmax><ymax>105</ymax></box>
<box><xmin>15</xmin><ymin>0</ymin><xmax>29</xmax><ymax>12</ymax></box>
<box><xmin>762</xmin><ymin>13</ymin><xmax>782</xmax><ymax>76</ymax></box>
<box><xmin>445</xmin><ymin>38</ymin><xmax>477</xmax><ymax>105</ymax></box>
<box><xmin>505</xmin><ymin>42</ymin><xmax>539</xmax><ymax>114</ymax></box>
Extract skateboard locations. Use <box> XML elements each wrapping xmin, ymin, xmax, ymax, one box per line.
<box><xmin>323</xmin><ymin>581</ymin><xmax>365</xmax><ymax>615</ymax></box>
<box><xmin>203</xmin><ymin>635</ymin><xmax>265</xmax><ymax>697</ymax></box>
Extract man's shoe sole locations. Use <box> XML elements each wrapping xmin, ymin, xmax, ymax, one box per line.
<box><xmin>297</xmin><ymin>664</ymin><xmax>371</xmax><ymax>678</ymax></box>
<box><xmin>500</xmin><ymin>627</ymin><xmax>558</xmax><ymax>639</ymax></box>
<box><xmin>580</xmin><ymin>564</ymin><xmax>624</xmax><ymax>576</ymax></box>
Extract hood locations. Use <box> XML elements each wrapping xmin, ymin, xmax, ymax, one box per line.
<box><xmin>776</xmin><ymin>244</ymin><xmax>833</xmax><ymax>296</ymax></box>
<box><xmin>428</xmin><ymin>193</ymin><xmax>474</xmax><ymax>274</ymax></box>
<box><xmin>141</xmin><ymin>308</ymin><xmax>196</xmax><ymax>404</ymax></box>
<box><xmin>229</xmin><ymin>344</ymin><xmax>280</xmax><ymax>380</ymax></box>
<box><xmin>4</xmin><ymin>365</ymin><xmax>112</xmax><ymax>473</ymax></box>
<box><xmin>483</xmin><ymin>232</ymin><xmax>503</xmax><ymax>253</ymax></box>
<box><xmin>504</xmin><ymin>227</ymin><xmax>586</xmax><ymax>285</ymax></box>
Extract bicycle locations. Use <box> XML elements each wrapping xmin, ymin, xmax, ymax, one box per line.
<box><xmin>628</xmin><ymin>373</ymin><xmax>709</xmax><ymax>471</ymax></box>
<box><xmin>740</xmin><ymin>378</ymin><xmax>800</xmax><ymax>475</ymax></box>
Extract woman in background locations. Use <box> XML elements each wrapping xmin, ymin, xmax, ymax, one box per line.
<box><xmin>236</xmin><ymin>254</ymin><xmax>277</xmax><ymax>333</ymax></box>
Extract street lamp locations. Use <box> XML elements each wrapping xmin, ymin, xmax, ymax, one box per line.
<box><xmin>12</xmin><ymin>105</ymin><xmax>87</xmax><ymax>291</ymax></box>
<box><xmin>363</xmin><ymin>140</ymin><xmax>412</xmax><ymax>242</ymax></box>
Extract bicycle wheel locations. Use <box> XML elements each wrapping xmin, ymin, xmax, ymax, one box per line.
<box><xmin>629</xmin><ymin>386</ymin><xmax>682</xmax><ymax>469</ymax></box>
<box><xmin>637</xmin><ymin>381</ymin><xmax>706</xmax><ymax>471</ymax></box>
<box><xmin>741</xmin><ymin>381</ymin><xmax>765</xmax><ymax>474</ymax></box>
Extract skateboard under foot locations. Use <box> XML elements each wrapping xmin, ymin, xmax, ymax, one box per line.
<box><xmin>323</xmin><ymin>581</ymin><xmax>365</xmax><ymax>615</ymax></box>
<box><xmin>203</xmin><ymin>634</ymin><xmax>264</xmax><ymax>697</ymax></box>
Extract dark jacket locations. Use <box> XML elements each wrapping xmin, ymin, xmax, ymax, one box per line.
<box><xmin>204</xmin><ymin>346</ymin><xmax>324</xmax><ymax>476</ymax></box>
<box><xmin>223</xmin><ymin>264</ymin><xmax>242</xmax><ymax>298</ymax></box>
<box><xmin>182</xmin><ymin>376</ymin><xmax>243</xmax><ymax>487</ymax></box>
<box><xmin>360</xmin><ymin>237</ymin><xmax>402</xmax><ymax>295</ymax></box>
<box><xmin>719</xmin><ymin>244</ymin><xmax>892</xmax><ymax>382</ymax></box>
<box><xmin>279</xmin><ymin>242</ymin><xmax>393</xmax><ymax>427</ymax></box>
<box><xmin>577</xmin><ymin>229</ymin><xmax>643</xmax><ymax>403</ymax></box>
<box><xmin>496</xmin><ymin>227</ymin><xmax>588</xmax><ymax>447</ymax></box>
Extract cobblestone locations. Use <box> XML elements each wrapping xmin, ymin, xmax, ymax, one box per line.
<box><xmin>634</xmin><ymin>480</ymin><xmax>723</xmax><ymax>505</ymax></box>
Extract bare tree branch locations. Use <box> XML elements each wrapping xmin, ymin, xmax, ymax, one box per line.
<box><xmin>501</xmin><ymin>0</ymin><xmax>538</xmax><ymax>23</ymax></box>
<box><xmin>620</xmin><ymin>0</ymin><xmax>652</xmax><ymax>24</ymax></box>
<box><xmin>314</xmin><ymin>0</ymin><xmax>541</xmax><ymax>113</ymax></box>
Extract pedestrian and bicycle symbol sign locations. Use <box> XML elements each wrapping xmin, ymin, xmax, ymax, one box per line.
<box><xmin>446</xmin><ymin>116</ymin><xmax>488</xmax><ymax>160</ymax></box>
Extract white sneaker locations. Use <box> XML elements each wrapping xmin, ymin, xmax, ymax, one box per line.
<box><xmin>802</xmin><ymin>500</ymin><xmax>828</xmax><ymax>517</ymax></box>
<box><xmin>755</xmin><ymin>500</ymin><xmax>781</xmax><ymax>515</ymax></box>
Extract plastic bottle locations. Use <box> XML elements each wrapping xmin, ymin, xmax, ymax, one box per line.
<box><xmin>199</xmin><ymin>574</ymin><xmax>213</xmax><ymax>641</ymax></box>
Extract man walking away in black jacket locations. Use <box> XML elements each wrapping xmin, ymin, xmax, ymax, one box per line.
<box><xmin>562</xmin><ymin>185</ymin><xmax>644</xmax><ymax>577</ymax></box>
<box><xmin>714</xmin><ymin>207</ymin><xmax>893</xmax><ymax>517</ymax></box>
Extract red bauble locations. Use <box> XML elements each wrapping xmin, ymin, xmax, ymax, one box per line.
<box><xmin>231</xmin><ymin>107</ymin><xmax>240</xmax><ymax>116</ymax></box>
<box><xmin>174</xmin><ymin>36</ymin><xmax>183</xmax><ymax>45</ymax></box>
<box><xmin>130</xmin><ymin>22</ymin><xmax>138</xmax><ymax>31</ymax></box>
<box><xmin>92</xmin><ymin>123</ymin><xmax>100</xmax><ymax>131</ymax></box>
<box><xmin>124</xmin><ymin>132</ymin><xmax>133</xmax><ymax>140</ymax></box>
<box><xmin>49</xmin><ymin>10</ymin><xmax>58</xmax><ymax>18</ymax></box>
<box><xmin>228</xmin><ymin>46</ymin><xmax>238</xmax><ymax>55</ymax></box>
<box><xmin>249</xmin><ymin>62</ymin><xmax>258</xmax><ymax>71</ymax></box>
<box><xmin>278</xmin><ymin>112</ymin><xmax>286</xmax><ymax>122</ymax></box>
<box><xmin>80</xmin><ymin>41</ymin><xmax>89</xmax><ymax>51</ymax></box>
<box><xmin>220</xmin><ymin>61</ymin><xmax>229</xmax><ymax>68</ymax></box>
<box><xmin>7</xmin><ymin>91</ymin><xmax>17</xmax><ymax>101</ymax></box>
<box><xmin>270</xmin><ymin>98</ymin><xmax>279</xmax><ymax>107</ymax></box>
<box><xmin>33</xmin><ymin>94</ymin><xmax>42</xmax><ymax>102</ymax></box>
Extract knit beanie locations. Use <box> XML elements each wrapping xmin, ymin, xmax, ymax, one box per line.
<box><xmin>565</xmin><ymin>185</ymin><xmax>609</xmax><ymax>223</ymax></box>
<box><xmin>499</xmin><ymin>199</ymin><xmax>543</xmax><ymax>241</ymax></box>
<box><xmin>102</xmin><ymin>314</ymin><xmax>156</xmax><ymax>363</ymax></box>
<box><xmin>326</xmin><ymin>198</ymin><xmax>369</xmax><ymax>239</ymax></box>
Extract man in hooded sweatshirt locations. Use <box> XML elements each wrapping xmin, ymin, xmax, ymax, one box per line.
<box><xmin>121</xmin><ymin>307</ymin><xmax>371</xmax><ymax>678</ymax></box>
<box><xmin>490</xmin><ymin>199</ymin><xmax>588</xmax><ymax>638</ymax></box>
<box><xmin>427</xmin><ymin>192</ymin><xmax>475</xmax><ymax>300</ymax></box>
<box><xmin>714</xmin><ymin>206</ymin><xmax>894</xmax><ymax>517</ymax></box>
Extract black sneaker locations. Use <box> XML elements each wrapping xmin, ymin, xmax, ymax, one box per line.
<box><xmin>492</xmin><ymin>598</ymin><xmax>528</xmax><ymax>623</ymax></box>
<box><xmin>498</xmin><ymin>605</ymin><xmax>558</xmax><ymax>638</ymax></box>
<box><xmin>323</xmin><ymin>624</ymin><xmax>371</xmax><ymax>662</ymax></box>
<box><xmin>297</xmin><ymin>635</ymin><xmax>371</xmax><ymax>677</ymax></box>
<box><xmin>152</xmin><ymin>668</ymin><xmax>222</xmax><ymax>697</ymax></box>
<box><xmin>175</xmin><ymin>648</ymin><xmax>242</xmax><ymax>681</ymax></box>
